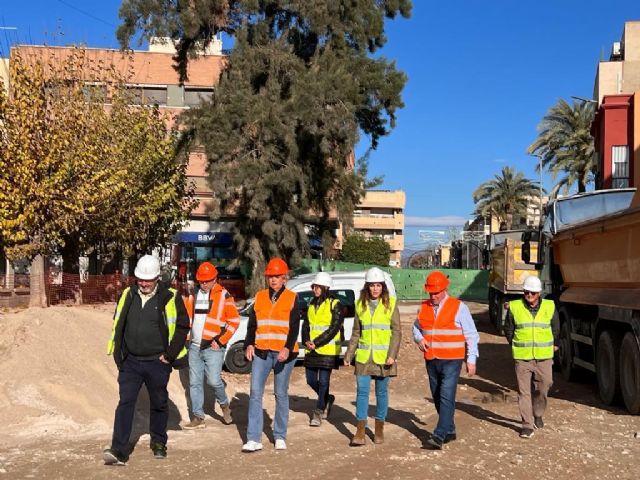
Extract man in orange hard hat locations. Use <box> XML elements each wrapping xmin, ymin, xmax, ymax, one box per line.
<box><xmin>182</xmin><ymin>261</ymin><xmax>240</xmax><ymax>429</ymax></box>
<box><xmin>413</xmin><ymin>270</ymin><xmax>479</xmax><ymax>450</ymax></box>
<box><xmin>242</xmin><ymin>258</ymin><xmax>301</xmax><ymax>452</ymax></box>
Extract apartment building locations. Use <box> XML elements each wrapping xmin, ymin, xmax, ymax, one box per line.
<box><xmin>592</xmin><ymin>20</ymin><xmax>640</xmax><ymax>190</ymax></box>
<box><xmin>593</xmin><ymin>21</ymin><xmax>640</xmax><ymax>105</ymax></box>
<box><xmin>350</xmin><ymin>190</ymin><xmax>406</xmax><ymax>266</ymax></box>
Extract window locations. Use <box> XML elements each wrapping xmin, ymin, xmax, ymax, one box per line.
<box><xmin>126</xmin><ymin>86</ymin><xmax>168</xmax><ymax>106</ymax></box>
<box><xmin>611</xmin><ymin>145</ymin><xmax>630</xmax><ymax>188</ymax></box>
<box><xmin>297</xmin><ymin>289</ymin><xmax>356</xmax><ymax>318</ymax></box>
<box><xmin>184</xmin><ymin>88</ymin><xmax>213</xmax><ymax>107</ymax></box>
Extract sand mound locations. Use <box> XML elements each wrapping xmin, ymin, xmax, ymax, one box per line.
<box><xmin>0</xmin><ymin>305</ymin><xmax>200</xmax><ymax>447</ymax></box>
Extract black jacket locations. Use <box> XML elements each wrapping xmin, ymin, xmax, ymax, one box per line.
<box><xmin>301</xmin><ymin>296</ymin><xmax>344</xmax><ymax>370</ymax></box>
<box><xmin>112</xmin><ymin>283</ymin><xmax>190</xmax><ymax>369</ymax></box>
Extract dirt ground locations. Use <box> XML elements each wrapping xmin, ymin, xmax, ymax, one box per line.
<box><xmin>0</xmin><ymin>302</ymin><xmax>638</xmax><ymax>480</ymax></box>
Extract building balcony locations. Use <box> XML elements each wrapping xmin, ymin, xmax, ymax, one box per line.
<box><xmin>353</xmin><ymin>213</ymin><xmax>404</xmax><ymax>230</ymax></box>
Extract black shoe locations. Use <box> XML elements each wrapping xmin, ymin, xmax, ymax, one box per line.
<box><xmin>520</xmin><ymin>428</ymin><xmax>534</xmax><ymax>439</ymax></box>
<box><xmin>151</xmin><ymin>443</ymin><xmax>167</xmax><ymax>459</ymax></box>
<box><xmin>324</xmin><ymin>394</ymin><xmax>335</xmax><ymax>420</ymax></box>
<box><xmin>444</xmin><ymin>433</ymin><xmax>457</xmax><ymax>444</ymax></box>
<box><xmin>534</xmin><ymin>417</ymin><xmax>544</xmax><ymax>429</ymax></box>
<box><xmin>103</xmin><ymin>448</ymin><xmax>128</xmax><ymax>466</ymax></box>
<box><xmin>425</xmin><ymin>436</ymin><xmax>444</xmax><ymax>450</ymax></box>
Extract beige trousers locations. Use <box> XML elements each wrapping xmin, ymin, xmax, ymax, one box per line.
<box><xmin>515</xmin><ymin>359</ymin><xmax>553</xmax><ymax>429</ymax></box>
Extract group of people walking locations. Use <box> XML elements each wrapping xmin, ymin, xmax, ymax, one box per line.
<box><xmin>103</xmin><ymin>254</ymin><xmax>558</xmax><ymax>465</ymax></box>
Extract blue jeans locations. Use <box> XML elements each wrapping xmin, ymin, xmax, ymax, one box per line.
<box><xmin>112</xmin><ymin>356</ymin><xmax>172</xmax><ymax>455</ymax></box>
<box><xmin>305</xmin><ymin>367</ymin><xmax>332</xmax><ymax>411</ymax></box>
<box><xmin>246</xmin><ymin>351</ymin><xmax>296</xmax><ymax>442</ymax></box>
<box><xmin>188</xmin><ymin>343</ymin><xmax>228</xmax><ymax>419</ymax></box>
<box><xmin>426</xmin><ymin>359</ymin><xmax>463</xmax><ymax>441</ymax></box>
<box><xmin>355</xmin><ymin>375</ymin><xmax>390</xmax><ymax>422</ymax></box>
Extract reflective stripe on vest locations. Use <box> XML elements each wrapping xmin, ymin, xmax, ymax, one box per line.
<box><xmin>254</xmin><ymin>288</ymin><xmax>299</xmax><ymax>353</ymax></box>
<box><xmin>307</xmin><ymin>298</ymin><xmax>341</xmax><ymax>356</ymax></box>
<box><xmin>416</xmin><ymin>297</ymin><xmax>465</xmax><ymax>360</ymax></box>
<box><xmin>509</xmin><ymin>298</ymin><xmax>555</xmax><ymax>360</ymax></box>
<box><xmin>107</xmin><ymin>287</ymin><xmax>187</xmax><ymax>361</ymax></box>
<box><xmin>354</xmin><ymin>296</ymin><xmax>397</xmax><ymax>365</ymax></box>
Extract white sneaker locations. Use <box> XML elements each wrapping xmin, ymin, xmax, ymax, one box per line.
<box><xmin>275</xmin><ymin>439</ymin><xmax>287</xmax><ymax>450</ymax></box>
<box><xmin>241</xmin><ymin>440</ymin><xmax>263</xmax><ymax>452</ymax></box>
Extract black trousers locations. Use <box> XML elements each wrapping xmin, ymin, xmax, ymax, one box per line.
<box><xmin>111</xmin><ymin>355</ymin><xmax>172</xmax><ymax>455</ymax></box>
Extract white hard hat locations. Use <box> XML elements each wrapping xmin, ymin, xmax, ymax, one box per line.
<box><xmin>523</xmin><ymin>275</ymin><xmax>542</xmax><ymax>293</ymax></box>
<box><xmin>134</xmin><ymin>255</ymin><xmax>161</xmax><ymax>280</ymax></box>
<box><xmin>312</xmin><ymin>272</ymin><xmax>333</xmax><ymax>289</ymax></box>
<box><xmin>365</xmin><ymin>267</ymin><xmax>386</xmax><ymax>284</ymax></box>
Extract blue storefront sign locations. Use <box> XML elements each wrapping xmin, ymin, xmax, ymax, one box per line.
<box><xmin>174</xmin><ymin>231</ymin><xmax>234</xmax><ymax>245</ymax></box>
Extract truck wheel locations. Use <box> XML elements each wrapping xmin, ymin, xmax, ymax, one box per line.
<box><xmin>620</xmin><ymin>332</ymin><xmax>640</xmax><ymax>414</ymax></box>
<box><xmin>488</xmin><ymin>289</ymin><xmax>496</xmax><ymax>326</ymax></box>
<box><xmin>490</xmin><ymin>290</ymin><xmax>504</xmax><ymax>335</ymax></box>
<box><xmin>596</xmin><ymin>330</ymin><xmax>621</xmax><ymax>406</ymax></box>
<box><xmin>558</xmin><ymin>321</ymin><xmax>576</xmax><ymax>381</ymax></box>
<box><xmin>224</xmin><ymin>342</ymin><xmax>252</xmax><ymax>374</ymax></box>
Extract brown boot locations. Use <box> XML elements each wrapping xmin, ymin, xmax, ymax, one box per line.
<box><xmin>220</xmin><ymin>403</ymin><xmax>232</xmax><ymax>425</ymax></box>
<box><xmin>374</xmin><ymin>420</ymin><xmax>385</xmax><ymax>444</ymax></box>
<box><xmin>351</xmin><ymin>420</ymin><xmax>367</xmax><ymax>446</ymax></box>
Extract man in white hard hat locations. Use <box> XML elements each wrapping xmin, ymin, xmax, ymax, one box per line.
<box><xmin>504</xmin><ymin>275</ymin><xmax>559</xmax><ymax>439</ymax></box>
<box><xmin>104</xmin><ymin>255</ymin><xmax>190</xmax><ymax>465</ymax></box>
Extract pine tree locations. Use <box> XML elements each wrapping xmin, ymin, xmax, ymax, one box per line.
<box><xmin>119</xmin><ymin>1</ymin><xmax>411</xmax><ymax>292</ymax></box>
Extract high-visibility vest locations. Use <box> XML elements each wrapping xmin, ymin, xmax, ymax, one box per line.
<box><xmin>307</xmin><ymin>298</ymin><xmax>341</xmax><ymax>356</ymax></box>
<box><xmin>254</xmin><ymin>288</ymin><xmax>299</xmax><ymax>353</ymax></box>
<box><xmin>415</xmin><ymin>297</ymin><xmax>466</xmax><ymax>360</ymax></box>
<box><xmin>355</xmin><ymin>296</ymin><xmax>397</xmax><ymax>365</ymax></box>
<box><xmin>509</xmin><ymin>298</ymin><xmax>555</xmax><ymax>360</ymax></box>
<box><xmin>107</xmin><ymin>286</ymin><xmax>188</xmax><ymax>361</ymax></box>
<box><xmin>184</xmin><ymin>284</ymin><xmax>241</xmax><ymax>346</ymax></box>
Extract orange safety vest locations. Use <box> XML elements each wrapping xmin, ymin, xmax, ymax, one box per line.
<box><xmin>254</xmin><ymin>288</ymin><xmax>299</xmax><ymax>353</ymax></box>
<box><xmin>184</xmin><ymin>284</ymin><xmax>240</xmax><ymax>346</ymax></box>
<box><xmin>416</xmin><ymin>297</ymin><xmax>466</xmax><ymax>360</ymax></box>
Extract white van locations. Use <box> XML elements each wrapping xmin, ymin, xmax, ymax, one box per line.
<box><xmin>223</xmin><ymin>270</ymin><xmax>396</xmax><ymax>373</ymax></box>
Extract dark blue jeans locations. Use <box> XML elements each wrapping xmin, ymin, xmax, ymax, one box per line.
<box><xmin>305</xmin><ymin>367</ymin><xmax>332</xmax><ymax>411</ymax></box>
<box><xmin>426</xmin><ymin>359</ymin><xmax>463</xmax><ymax>441</ymax></box>
<box><xmin>112</xmin><ymin>356</ymin><xmax>172</xmax><ymax>455</ymax></box>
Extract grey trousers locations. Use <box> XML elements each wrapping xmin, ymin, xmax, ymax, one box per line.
<box><xmin>515</xmin><ymin>359</ymin><xmax>553</xmax><ymax>429</ymax></box>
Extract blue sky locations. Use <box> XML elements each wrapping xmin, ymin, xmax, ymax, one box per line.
<box><xmin>2</xmin><ymin>1</ymin><xmax>639</xmax><ymax>244</ymax></box>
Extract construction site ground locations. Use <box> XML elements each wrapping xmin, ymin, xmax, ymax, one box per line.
<box><xmin>0</xmin><ymin>301</ymin><xmax>638</xmax><ymax>479</ymax></box>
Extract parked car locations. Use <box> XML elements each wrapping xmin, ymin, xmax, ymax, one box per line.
<box><xmin>223</xmin><ymin>270</ymin><xmax>397</xmax><ymax>374</ymax></box>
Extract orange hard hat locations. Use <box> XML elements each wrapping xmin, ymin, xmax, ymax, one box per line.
<box><xmin>264</xmin><ymin>257</ymin><xmax>289</xmax><ymax>276</ymax></box>
<box><xmin>196</xmin><ymin>262</ymin><xmax>218</xmax><ymax>282</ymax></box>
<box><xmin>424</xmin><ymin>271</ymin><xmax>449</xmax><ymax>293</ymax></box>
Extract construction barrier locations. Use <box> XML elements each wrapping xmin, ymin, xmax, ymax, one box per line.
<box><xmin>294</xmin><ymin>260</ymin><xmax>489</xmax><ymax>301</ymax></box>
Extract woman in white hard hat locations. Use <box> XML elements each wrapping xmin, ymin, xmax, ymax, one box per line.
<box><xmin>344</xmin><ymin>267</ymin><xmax>401</xmax><ymax>446</ymax></box>
<box><xmin>302</xmin><ymin>272</ymin><xmax>345</xmax><ymax>427</ymax></box>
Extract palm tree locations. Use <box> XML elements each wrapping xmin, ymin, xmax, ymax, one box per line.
<box><xmin>528</xmin><ymin>98</ymin><xmax>596</xmax><ymax>197</ymax></box>
<box><xmin>473</xmin><ymin>166</ymin><xmax>542</xmax><ymax>231</ymax></box>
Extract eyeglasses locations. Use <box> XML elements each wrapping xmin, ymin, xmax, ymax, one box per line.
<box><xmin>523</xmin><ymin>290</ymin><xmax>539</xmax><ymax>296</ymax></box>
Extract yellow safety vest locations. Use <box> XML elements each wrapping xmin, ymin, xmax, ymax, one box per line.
<box><xmin>509</xmin><ymin>298</ymin><xmax>555</xmax><ymax>360</ymax></box>
<box><xmin>355</xmin><ymin>296</ymin><xmax>397</xmax><ymax>365</ymax></box>
<box><xmin>307</xmin><ymin>298</ymin><xmax>341</xmax><ymax>356</ymax></box>
<box><xmin>107</xmin><ymin>286</ymin><xmax>188</xmax><ymax>361</ymax></box>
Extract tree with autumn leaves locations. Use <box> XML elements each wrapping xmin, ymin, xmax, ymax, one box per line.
<box><xmin>0</xmin><ymin>48</ymin><xmax>196</xmax><ymax>282</ymax></box>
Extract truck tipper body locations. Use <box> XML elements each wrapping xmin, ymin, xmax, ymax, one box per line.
<box><xmin>488</xmin><ymin>232</ymin><xmax>538</xmax><ymax>333</ymax></box>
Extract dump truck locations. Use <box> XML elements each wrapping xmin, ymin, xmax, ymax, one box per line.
<box><xmin>487</xmin><ymin>231</ymin><xmax>538</xmax><ymax>333</ymax></box>
<box><xmin>522</xmin><ymin>187</ymin><xmax>640</xmax><ymax>414</ymax></box>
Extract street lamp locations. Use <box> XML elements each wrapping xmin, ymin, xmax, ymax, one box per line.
<box><xmin>570</xmin><ymin>95</ymin><xmax>598</xmax><ymax>104</ymax></box>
